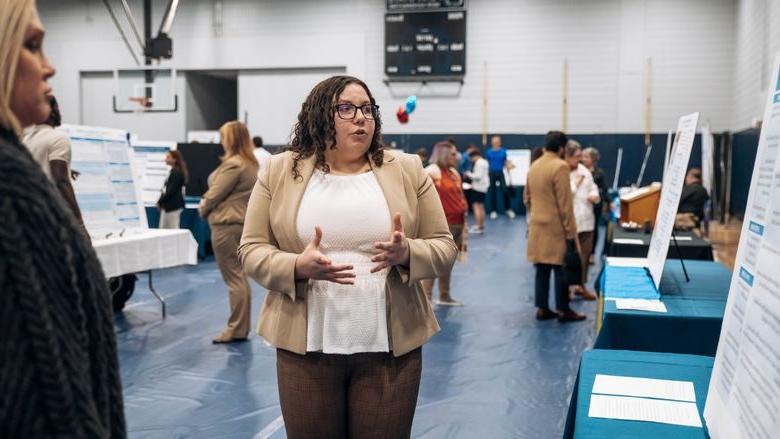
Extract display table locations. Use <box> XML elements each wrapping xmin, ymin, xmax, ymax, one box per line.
<box><xmin>607</xmin><ymin>224</ymin><xmax>713</xmax><ymax>260</ymax></box>
<box><xmin>145</xmin><ymin>206</ymin><xmax>211</xmax><ymax>259</ymax></box>
<box><xmin>92</xmin><ymin>229</ymin><xmax>198</xmax><ymax>316</ymax></box>
<box><xmin>563</xmin><ymin>349</ymin><xmax>713</xmax><ymax>439</ymax></box>
<box><xmin>595</xmin><ymin>259</ymin><xmax>731</xmax><ymax>356</ymax></box>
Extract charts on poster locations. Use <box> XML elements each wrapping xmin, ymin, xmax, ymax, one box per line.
<box><xmin>645</xmin><ymin>112</ymin><xmax>699</xmax><ymax>288</ymax></box>
<box><xmin>704</xmin><ymin>53</ymin><xmax>780</xmax><ymax>439</ymax></box>
<box><xmin>131</xmin><ymin>141</ymin><xmax>174</xmax><ymax>206</ymax></box>
<box><xmin>61</xmin><ymin>124</ymin><xmax>147</xmax><ymax>238</ymax></box>
<box><xmin>506</xmin><ymin>149</ymin><xmax>530</xmax><ymax>186</ymax></box>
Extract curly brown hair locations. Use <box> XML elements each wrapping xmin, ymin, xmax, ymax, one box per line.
<box><xmin>288</xmin><ymin>75</ymin><xmax>384</xmax><ymax>180</ymax></box>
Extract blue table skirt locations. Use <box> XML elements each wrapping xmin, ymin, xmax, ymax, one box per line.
<box><xmin>595</xmin><ymin>260</ymin><xmax>731</xmax><ymax>356</ymax></box>
<box><xmin>564</xmin><ymin>349</ymin><xmax>714</xmax><ymax>439</ymax></box>
<box><xmin>146</xmin><ymin>207</ymin><xmax>211</xmax><ymax>259</ymax></box>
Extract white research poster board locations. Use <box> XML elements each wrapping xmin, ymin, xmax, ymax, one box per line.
<box><xmin>506</xmin><ymin>149</ymin><xmax>530</xmax><ymax>186</ymax></box>
<box><xmin>131</xmin><ymin>140</ymin><xmax>175</xmax><ymax>206</ymax></box>
<box><xmin>61</xmin><ymin>124</ymin><xmax>147</xmax><ymax>238</ymax></box>
<box><xmin>645</xmin><ymin>112</ymin><xmax>699</xmax><ymax>289</ymax></box>
<box><xmin>704</xmin><ymin>53</ymin><xmax>780</xmax><ymax>439</ymax></box>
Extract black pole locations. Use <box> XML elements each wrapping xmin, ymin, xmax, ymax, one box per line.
<box><xmin>671</xmin><ymin>230</ymin><xmax>690</xmax><ymax>283</ymax></box>
<box><xmin>144</xmin><ymin>0</ymin><xmax>153</xmax><ymax>105</ymax></box>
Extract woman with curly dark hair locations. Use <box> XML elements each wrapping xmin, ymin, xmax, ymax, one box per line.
<box><xmin>238</xmin><ymin>75</ymin><xmax>457</xmax><ymax>437</ymax></box>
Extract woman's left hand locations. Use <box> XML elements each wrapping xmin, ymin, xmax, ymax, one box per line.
<box><xmin>371</xmin><ymin>213</ymin><xmax>410</xmax><ymax>273</ymax></box>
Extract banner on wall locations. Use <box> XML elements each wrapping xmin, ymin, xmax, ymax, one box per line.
<box><xmin>645</xmin><ymin>112</ymin><xmax>699</xmax><ymax>289</ymax></box>
<box><xmin>60</xmin><ymin>124</ymin><xmax>147</xmax><ymax>239</ymax></box>
<box><xmin>701</xmin><ymin>125</ymin><xmax>715</xmax><ymax>197</ymax></box>
<box><xmin>704</xmin><ymin>53</ymin><xmax>780</xmax><ymax>439</ymax></box>
<box><xmin>506</xmin><ymin>149</ymin><xmax>531</xmax><ymax>186</ymax></box>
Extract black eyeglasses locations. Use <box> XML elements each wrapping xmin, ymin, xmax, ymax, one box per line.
<box><xmin>333</xmin><ymin>103</ymin><xmax>380</xmax><ymax>120</ymax></box>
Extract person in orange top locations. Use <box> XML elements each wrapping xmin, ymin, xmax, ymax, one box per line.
<box><xmin>423</xmin><ymin>141</ymin><xmax>467</xmax><ymax>306</ymax></box>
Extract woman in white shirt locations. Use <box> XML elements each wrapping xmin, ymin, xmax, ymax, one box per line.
<box><xmin>464</xmin><ymin>147</ymin><xmax>489</xmax><ymax>233</ymax></box>
<box><xmin>565</xmin><ymin>141</ymin><xmax>598</xmax><ymax>300</ymax></box>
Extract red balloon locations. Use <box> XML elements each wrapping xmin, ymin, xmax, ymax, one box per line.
<box><xmin>396</xmin><ymin>106</ymin><xmax>409</xmax><ymax>124</ymax></box>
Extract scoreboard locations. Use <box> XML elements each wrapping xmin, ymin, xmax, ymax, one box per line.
<box><xmin>384</xmin><ymin>10</ymin><xmax>466</xmax><ymax>78</ymax></box>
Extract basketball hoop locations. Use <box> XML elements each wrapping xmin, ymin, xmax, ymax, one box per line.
<box><xmin>113</xmin><ymin>68</ymin><xmax>177</xmax><ymax>113</ymax></box>
<box><xmin>128</xmin><ymin>96</ymin><xmax>152</xmax><ymax>114</ymax></box>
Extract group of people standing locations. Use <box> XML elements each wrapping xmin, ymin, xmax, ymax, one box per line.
<box><xmin>2</xmin><ymin>2</ymin><xmax>613</xmax><ymax>436</ymax></box>
<box><xmin>525</xmin><ymin>131</ymin><xmax>608</xmax><ymax>322</ymax></box>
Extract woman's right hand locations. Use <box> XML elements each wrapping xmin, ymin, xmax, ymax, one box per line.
<box><xmin>294</xmin><ymin>226</ymin><xmax>356</xmax><ymax>284</ymax></box>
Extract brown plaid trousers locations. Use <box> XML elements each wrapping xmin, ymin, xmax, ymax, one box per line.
<box><xmin>276</xmin><ymin>347</ymin><xmax>422</xmax><ymax>438</ymax></box>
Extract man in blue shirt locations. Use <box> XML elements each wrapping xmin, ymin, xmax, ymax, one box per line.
<box><xmin>485</xmin><ymin>135</ymin><xmax>515</xmax><ymax>219</ymax></box>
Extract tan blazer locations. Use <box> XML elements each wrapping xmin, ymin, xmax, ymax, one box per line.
<box><xmin>198</xmin><ymin>155</ymin><xmax>258</xmax><ymax>226</ymax></box>
<box><xmin>523</xmin><ymin>151</ymin><xmax>577</xmax><ymax>265</ymax></box>
<box><xmin>238</xmin><ymin>150</ymin><xmax>457</xmax><ymax>357</ymax></box>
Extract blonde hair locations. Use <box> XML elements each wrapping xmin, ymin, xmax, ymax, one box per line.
<box><xmin>219</xmin><ymin>121</ymin><xmax>259</xmax><ymax>168</ymax></box>
<box><xmin>430</xmin><ymin>140</ymin><xmax>455</xmax><ymax>168</ymax></box>
<box><xmin>0</xmin><ymin>0</ymin><xmax>34</xmax><ymax>134</ymax></box>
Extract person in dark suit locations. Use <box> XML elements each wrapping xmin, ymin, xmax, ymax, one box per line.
<box><xmin>157</xmin><ymin>150</ymin><xmax>188</xmax><ymax>229</ymax></box>
<box><xmin>678</xmin><ymin>168</ymin><xmax>709</xmax><ymax>227</ymax></box>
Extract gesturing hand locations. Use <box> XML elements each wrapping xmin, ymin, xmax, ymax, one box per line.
<box><xmin>371</xmin><ymin>213</ymin><xmax>411</xmax><ymax>273</ymax></box>
<box><xmin>295</xmin><ymin>226</ymin><xmax>356</xmax><ymax>284</ymax></box>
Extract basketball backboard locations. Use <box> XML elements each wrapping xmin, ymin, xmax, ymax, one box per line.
<box><xmin>114</xmin><ymin>67</ymin><xmax>178</xmax><ymax>113</ymax></box>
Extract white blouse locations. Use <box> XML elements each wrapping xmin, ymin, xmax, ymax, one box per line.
<box><xmin>570</xmin><ymin>163</ymin><xmax>599</xmax><ymax>233</ymax></box>
<box><xmin>467</xmin><ymin>158</ymin><xmax>490</xmax><ymax>193</ymax></box>
<box><xmin>296</xmin><ymin>169</ymin><xmax>391</xmax><ymax>354</ymax></box>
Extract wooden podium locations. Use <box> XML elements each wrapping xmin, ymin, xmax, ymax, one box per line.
<box><xmin>620</xmin><ymin>185</ymin><xmax>661</xmax><ymax>226</ymax></box>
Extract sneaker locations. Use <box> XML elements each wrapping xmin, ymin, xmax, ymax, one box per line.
<box><xmin>468</xmin><ymin>225</ymin><xmax>484</xmax><ymax>234</ymax></box>
<box><xmin>436</xmin><ymin>297</ymin><xmax>464</xmax><ymax>307</ymax></box>
<box><xmin>506</xmin><ymin>209</ymin><xmax>516</xmax><ymax>219</ymax></box>
<box><xmin>490</xmin><ymin>212</ymin><xmax>498</xmax><ymax>220</ymax></box>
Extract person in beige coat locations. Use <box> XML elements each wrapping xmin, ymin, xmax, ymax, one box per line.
<box><xmin>199</xmin><ymin>121</ymin><xmax>258</xmax><ymax>343</ymax></box>
<box><xmin>524</xmin><ymin>131</ymin><xmax>586</xmax><ymax>322</ymax></box>
<box><xmin>238</xmin><ymin>75</ymin><xmax>457</xmax><ymax>438</ymax></box>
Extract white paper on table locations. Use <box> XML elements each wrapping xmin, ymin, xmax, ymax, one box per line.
<box><xmin>672</xmin><ymin>236</ymin><xmax>693</xmax><ymax>241</ymax></box>
<box><xmin>605</xmin><ymin>257</ymin><xmax>648</xmax><ymax>268</ymax></box>
<box><xmin>593</xmin><ymin>374</ymin><xmax>694</xmax><ymax>402</ymax></box>
<box><xmin>589</xmin><ymin>394</ymin><xmax>702</xmax><ymax>428</ymax></box>
<box><xmin>613</xmin><ymin>238</ymin><xmax>645</xmax><ymax>245</ymax></box>
<box><xmin>614</xmin><ymin>299</ymin><xmax>668</xmax><ymax>313</ymax></box>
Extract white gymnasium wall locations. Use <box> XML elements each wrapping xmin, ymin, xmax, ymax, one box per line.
<box><xmin>238</xmin><ymin>68</ymin><xmax>347</xmax><ymax>146</ymax></box>
<box><xmin>40</xmin><ymin>0</ymin><xmax>736</xmax><ymax>143</ymax></box>
<box><xmin>733</xmin><ymin>0</ymin><xmax>780</xmax><ymax>131</ymax></box>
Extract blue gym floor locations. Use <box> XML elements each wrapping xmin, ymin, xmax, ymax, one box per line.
<box><xmin>116</xmin><ymin>218</ymin><xmax>600</xmax><ymax>438</ymax></box>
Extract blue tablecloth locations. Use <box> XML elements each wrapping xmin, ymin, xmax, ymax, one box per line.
<box><xmin>596</xmin><ymin>260</ymin><xmax>731</xmax><ymax>356</ymax></box>
<box><xmin>146</xmin><ymin>207</ymin><xmax>211</xmax><ymax>259</ymax></box>
<box><xmin>601</xmin><ymin>265</ymin><xmax>659</xmax><ymax>300</ymax></box>
<box><xmin>564</xmin><ymin>349</ymin><xmax>714</xmax><ymax>439</ymax></box>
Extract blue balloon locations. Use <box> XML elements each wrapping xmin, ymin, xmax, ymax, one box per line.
<box><xmin>405</xmin><ymin>95</ymin><xmax>417</xmax><ymax>113</ymax></box>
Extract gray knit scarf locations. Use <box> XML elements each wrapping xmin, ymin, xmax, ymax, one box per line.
<box><xmin>0</xmin><ymin>128</ymin><xmax>126</xmax><ymax>437</ymax></box>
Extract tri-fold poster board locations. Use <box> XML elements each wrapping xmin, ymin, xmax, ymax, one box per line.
<box><xmin>60</xmin><ymin>124</ymin><xmax>147</xmax><ymax>238</ymax></box>
<box><xmin>131</xmin><ymin>140</ymin><xmax>175</xmax><ymax>206</ymax></box>
<box><xmin>704</xmin><ymin>52</ymin><xmax>780</xmax><ymax>439</ymax></box>
<box><xmin>608</xmin><ymin>112</ymin><xmax>700</xmax><ymax>291</ymax></box>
